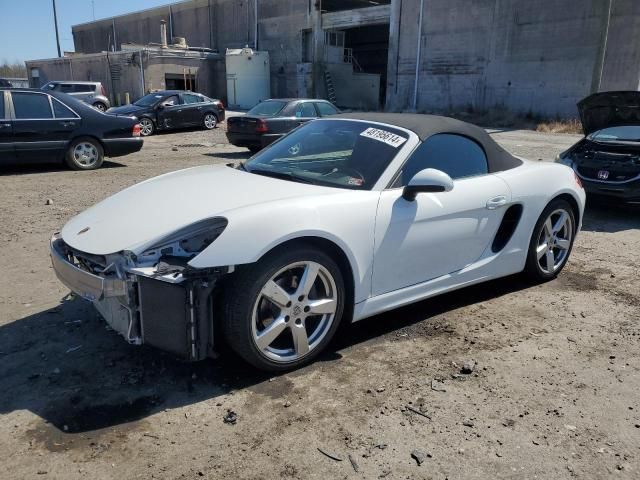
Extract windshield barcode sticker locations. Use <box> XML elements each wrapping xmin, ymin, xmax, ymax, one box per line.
<box><xmin>360</xmin><ymin>128</ymin><xmax>407</xmax><ymax>148</ymax></box>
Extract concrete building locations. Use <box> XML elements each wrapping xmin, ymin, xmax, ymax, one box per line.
<box><xmin>26</xmin><ymin>47</ymin><xmax>223</xmax><ymax>105</ymax></box>
<box><xmin>25</xmin><ymin>0</ymin><xmax>640</xmax><ymax>116</ymax></box>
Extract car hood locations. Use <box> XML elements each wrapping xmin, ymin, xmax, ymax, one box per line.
<box><xmin>107</xmin><ymin>104</ymin><xmax>146</xmax><ymax>116</ymax></box>
<box><xmin>577</xmin><ymin>91</ymin><xmax>640</xmax><ymax>136</ymax></box>
<box><xmin>61</xmin><ymin>165</ymin><xmax>338</xmax><ymax>255</ymax></box>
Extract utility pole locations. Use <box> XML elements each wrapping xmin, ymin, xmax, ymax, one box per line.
<box><xmin>591</xmin><ymin>0</ymin><xmax>612</xmax><ymax>93</ymax></box>
<box><xmin>52</xmin><ymin>0</ymin><xmax>62</xmax><ymax>57</ymax></box>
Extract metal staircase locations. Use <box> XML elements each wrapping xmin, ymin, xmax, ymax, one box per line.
<box><xmin>324</xmin><ymin>70</ymin><xmax>337</xmax><ymax>103</ymax></box>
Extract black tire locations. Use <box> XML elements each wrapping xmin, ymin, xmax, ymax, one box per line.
<box><xmin>248</xmin><ymin>146</ymin><xmax>261</xmax><ymax>153</ymax></box>
<box><xmin>524</xmin><ymin>198</ymin><xmax>576</xmax><ymax>282</ymax></box>
<box><xmin>139</xmin><ymin>117</ymin><xmax>155</xmax><ymax>137</ymax></box>
<box><xmin>222</xmin><ymin>244</ymin><xmax>345</xmax><ymax>371</ymax></box>
<box><xmin>64</xmin><ymin>137</ymin><xmax>104</xmax><ymax>170</ymax></box>
<box><xmin>93</xmin><ymin>102</ymin><xmax>107</xmax><ymax>112</ymax></box>
<box><xmin>203</xmin><ymin>112</ymin><xmax>218</xmax><ymax>130</ymax></box>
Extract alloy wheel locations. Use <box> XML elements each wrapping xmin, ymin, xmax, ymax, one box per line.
<box><xmin>139</xmin><ymin>118</ymin><xmax>154</xmax><ymax>136</ymax></box>
<box><xmin>204</xmin><ymin>114</ymin><xmax>217</xmax><ymax>129</ymax></box>
<box><xmin>94</xmin><ymin>103</ymin><xmax>107</xmax><ymax>112</ymax></box>
<box><xmin>251</xmin><ymin>261</ymin><xmax>338</xmax><ymax>363</ymax></box>
<box><xmin>73</xmin><ymin>142</ymin><xmax>99</xmax><ymax>167</ymax></box>
<box><xmin>536</xmin><ymin>208</ymin><xmax>573</xmax><ymax>275</ymax></box>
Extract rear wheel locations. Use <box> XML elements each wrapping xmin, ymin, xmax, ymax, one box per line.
<box><xmin>65</xmin><ymin>137</ymin><xmax>104</xmax><ymax>170</ymax></box>
<box><xmin>222</xmin><ymin>245</ymin><xmax>345</xmax><ymax>371</ymax></box>
<box><xmin>524</xmin><ymin>199</ymin><xmax>576</xmax><ymax>281</ymax></box>
<box><xmin>139</xmin><ymin>117</ymin><xmax>155</xmax><ymax>136</ymax></box>
<box><xmin>203</xmin><ymin>113</ymin><xmax>218</xmax><ymax>130</ymax></box>
<box><xmin>93</xmin><ymin>102</ymin><xmax>107</xmax><ymax>112</ymax></box>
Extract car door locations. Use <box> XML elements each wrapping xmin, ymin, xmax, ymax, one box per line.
<box><xmin>313</xmin><ymin>101</ymin><xmax>340</xmax><ymax>117</ymax></box>
<box><xmin>0</xmin><ymin>91</ymin><xmax>16</xmax><ymax>162</ymax></box>
<box><xmin>372</xmin><ymin>134</ymin><xmax>512</xmax><ymax>296</ymax></box>
<box><xmin>181</xmin><ymin>93</ymin><xmax>205</xmax><ymax>125</ymax></box>
<box><xmin>155</xmin><ymin>94</ymin><xmax>182</xmax><ymax>130</ymax></box>
<box><xmin>292</xmin><ymin>101</ymin><xmax>319</xmax><ymax>129</ymax></box>
<box><xmin>71</xmin><ymin>83</ymin><xmax>95</xmax><ymax>103</ymax></box>
<box><xmin>10</xmin><ymin>91</ymin><xmax>78</xmax><ymax>162</ymax></box>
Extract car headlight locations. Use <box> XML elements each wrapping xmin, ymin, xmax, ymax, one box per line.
<box><xmin>555</xmin><ymin>153</ymin><xmax>574</xmax><ymax>168</ymax></box>
<box><xmin>138</xmin><ymin>217</ymin><xmax>228</xmax><ymax>263</ymax></box>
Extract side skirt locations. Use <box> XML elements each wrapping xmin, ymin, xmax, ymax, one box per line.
<box><xmin>353</xmin><ymin>249</ymin><xmax>525</xmax><ymax>322</ymax></box>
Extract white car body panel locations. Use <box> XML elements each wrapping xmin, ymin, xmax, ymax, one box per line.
<box><xmin>61</xmin><ymin>165</ymin><xmax>339</xmax><ymax>255</ymax></box>
<box><xmin>371</xmin><ymin>174</ymin><xmax>511</xmax><ymax>296</ymax></box>
<box><xmin>59</xmin><ymin>124</ymin><xmax>585</xmax><ymax>326</ymax></box>
<box><xmin>355</xmin><ymin>160</ymin><xmax>585</xmax><ymax>321</ymax></box>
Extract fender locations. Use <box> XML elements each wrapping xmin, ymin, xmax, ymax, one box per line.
<box><xmin>188</xmin><ymin>191</ymin><xmax>381</xmax><ymax>303</ymax></box>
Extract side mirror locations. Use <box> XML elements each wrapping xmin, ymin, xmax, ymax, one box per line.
<box><xmin>402</xmin><ymin>168</ymin><xmax>454</xmax><ymax>201</ymax></box>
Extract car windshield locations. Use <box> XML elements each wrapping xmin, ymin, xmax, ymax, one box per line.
<box><xmin>247</xmin><ymin>101</ymin><xmax>286</xmax><ymax>117</ymax></box>
<box><xmin>244</xmin><ymin>119</ymin><xmax>409</xmax><ymax>190</ymax></box>
<box><xmin>134</xmin><ymin>93</ymin><xmax>166</xmax><ymax>107</ymax></box>
<box><xmin>589</xmin><ymin>125</ymin><xmax>640</xmax><ymax>143</ymax></box>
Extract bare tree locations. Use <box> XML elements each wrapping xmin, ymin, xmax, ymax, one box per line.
<box><xmin>0</xmin><ymin>60</ymin><xmax>27</xmax><ymax>78</ymax></box>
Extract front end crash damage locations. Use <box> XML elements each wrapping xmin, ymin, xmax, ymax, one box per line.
<box><xmin>49</xmin><ymin>218</ymin><xmax>232</xmax><ymax>361</ymax></box>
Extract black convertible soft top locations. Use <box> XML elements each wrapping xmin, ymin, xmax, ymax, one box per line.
<box><xmin>332</xmin><ymin>112</ymin><xmax>522</xmax><ymax>173</ymax></box>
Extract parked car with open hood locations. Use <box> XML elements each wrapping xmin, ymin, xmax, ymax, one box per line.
<box><xmin>41</xmin><ymin>81</ymin><xmax>111</xmax><ymax>112</ymax></box>
<box><xmin>0</xmin><ymin>88</ymin><xmax>142</xmax><ymax>170</ymax></box>
<box><xmin>50</xmin><ymin>112</ymin><xmax>584</xmax><ymax>370</ymax></box>
<box><xmin>107</xmin><ymin>90</ymin><xmax>225</xmax><ymax>136</ymax></box>
<box><xmin>556</xmin><ymin>91</ymin><xmax>640</xmax><ymax>204</ymax></box>
<box><xmin>226</xmin><ymin>98</ymin><xmax>340</xmax><ymax>152</ymax></box>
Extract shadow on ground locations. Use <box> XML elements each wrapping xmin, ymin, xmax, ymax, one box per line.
<box><xmin>581</xmin><ymin>196</ymin><xmax>640</xmax><ymax>233</ymax></box>
<box><xmin>0</xmin><ymin>274</ymin><xmax>533</xmax><ymax>434</ymax></box>
<box><xmin>0</xmin><ymin>160</ymin><xmax>126</xmax><ymax>176</ymax></box>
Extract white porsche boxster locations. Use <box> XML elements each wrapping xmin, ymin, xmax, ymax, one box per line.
<box><xmin>50</xmin><ymin>113</ymin><xmax>586</xmax><ymax>371</ymax></box>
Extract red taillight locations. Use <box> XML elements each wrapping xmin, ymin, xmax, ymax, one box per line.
<box><xmin>574</xmin><ymin>172</ymin><xmax>583</xmax><ymax>189</ymax></box>
<box><xmin>101</xmin><ymin>84</ymin><xmax>107</xmax><ymax>97</ymax></box>
<box><xmin>255</xmin><ymin>119</ymin><xmax>269</xmax><ymax>133</ymax></box>
<box><xmin>132</xmin><ymin>124</ymin><xmax>141</xmax><ymax>137</ymax></box>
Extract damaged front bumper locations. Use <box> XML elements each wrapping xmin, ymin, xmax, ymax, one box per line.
<box><xmin>50</xmin><ymin>234</ymin><xmax>231</xmax><ymax>361</ymax></box>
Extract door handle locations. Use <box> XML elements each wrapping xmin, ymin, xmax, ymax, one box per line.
<box><xmin>0</xmin><ymin>123</ymin><xmax>11</xmax><ymax>128</ymax></box>
<box><xmin>486</xmin><ymin>195</ymin><xmax>508</xmax><ymax>209</ymax></box>
<box><xmin>61</xmin><ymin>121</ymin><xmax>76</xmax><ymax>127</ymax></box>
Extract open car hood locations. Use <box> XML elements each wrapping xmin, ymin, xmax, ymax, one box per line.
<box><xmin>577</xmin><ymin>91</ymin><xmax>640</xmax><ymax>136</ymax></box>
<box><xmin>61</xmin><ymin>165</ymin><xmax>336</xmax><ymax>255</ymax></box>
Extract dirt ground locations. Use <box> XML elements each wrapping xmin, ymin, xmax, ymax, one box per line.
<box><xmin>0</xmin><ymin>124</ymin><xmax>638</xmax><ymax>480</ymax></box>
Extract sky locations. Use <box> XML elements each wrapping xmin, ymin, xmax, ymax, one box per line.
<box><xmin>0</xmin><ymin>0</ymin><xmax>175</xmax><ymax>64</ymax></box>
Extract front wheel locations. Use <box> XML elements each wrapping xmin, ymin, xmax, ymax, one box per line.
<box><xmin>93</xmin><ymin>102</ymin><xmax>107</xmax><ymax>112</ymax></box>
<box><xmin>203</xmin><ymin>113</ymin><xmax>218</xmax><ymax>130</ymax></box>
<box><xmin>524</xmin><ymin>199</ymin><xmax>576</xmax><ymax>281</ymax></box>
<box><xmin>222</xmin><ymin>245</ymin><xmax>345</xmax><ymax>371</ymax></box>
<box><xmin>139</xmin><ymin>117</ymin><xmax>155</xmax><ymax>136</ymax></box>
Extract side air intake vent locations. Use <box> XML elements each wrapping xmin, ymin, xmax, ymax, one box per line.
<box><xmin>492</xmin><ymin>204</ymin><xmax>523</xmax><ymax>253</ymax></box>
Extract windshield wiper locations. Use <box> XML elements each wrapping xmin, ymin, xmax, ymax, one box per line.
<box><xmin>248</xmin><ymin>168</ymin><xmax>315</xmax><ymax>184</ymax></box>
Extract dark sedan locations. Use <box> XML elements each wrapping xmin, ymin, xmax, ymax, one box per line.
<box><xmin>107</xmin><ymin>90</ymin><xmax>225</xmax><ymax>137</ymax></box>
<box><xmin>226</xmin><ymin>98</ymin><xmax>340</xmax><ymax>152</ymax></box>
<box><xmin>0</xmin><ymin>88</ymin><xmax>142</xmax><ymax>170</ymax></box>
<box><xmin>557</xmin><ymin>91</ymin><xmax>640</xmax><ymax>204</ymax></box>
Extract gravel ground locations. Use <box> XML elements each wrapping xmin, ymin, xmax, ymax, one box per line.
<box><xmin>0</xmin><ymin>125</ymin><xmax>638</xmax><ymax>480</ymax></box>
